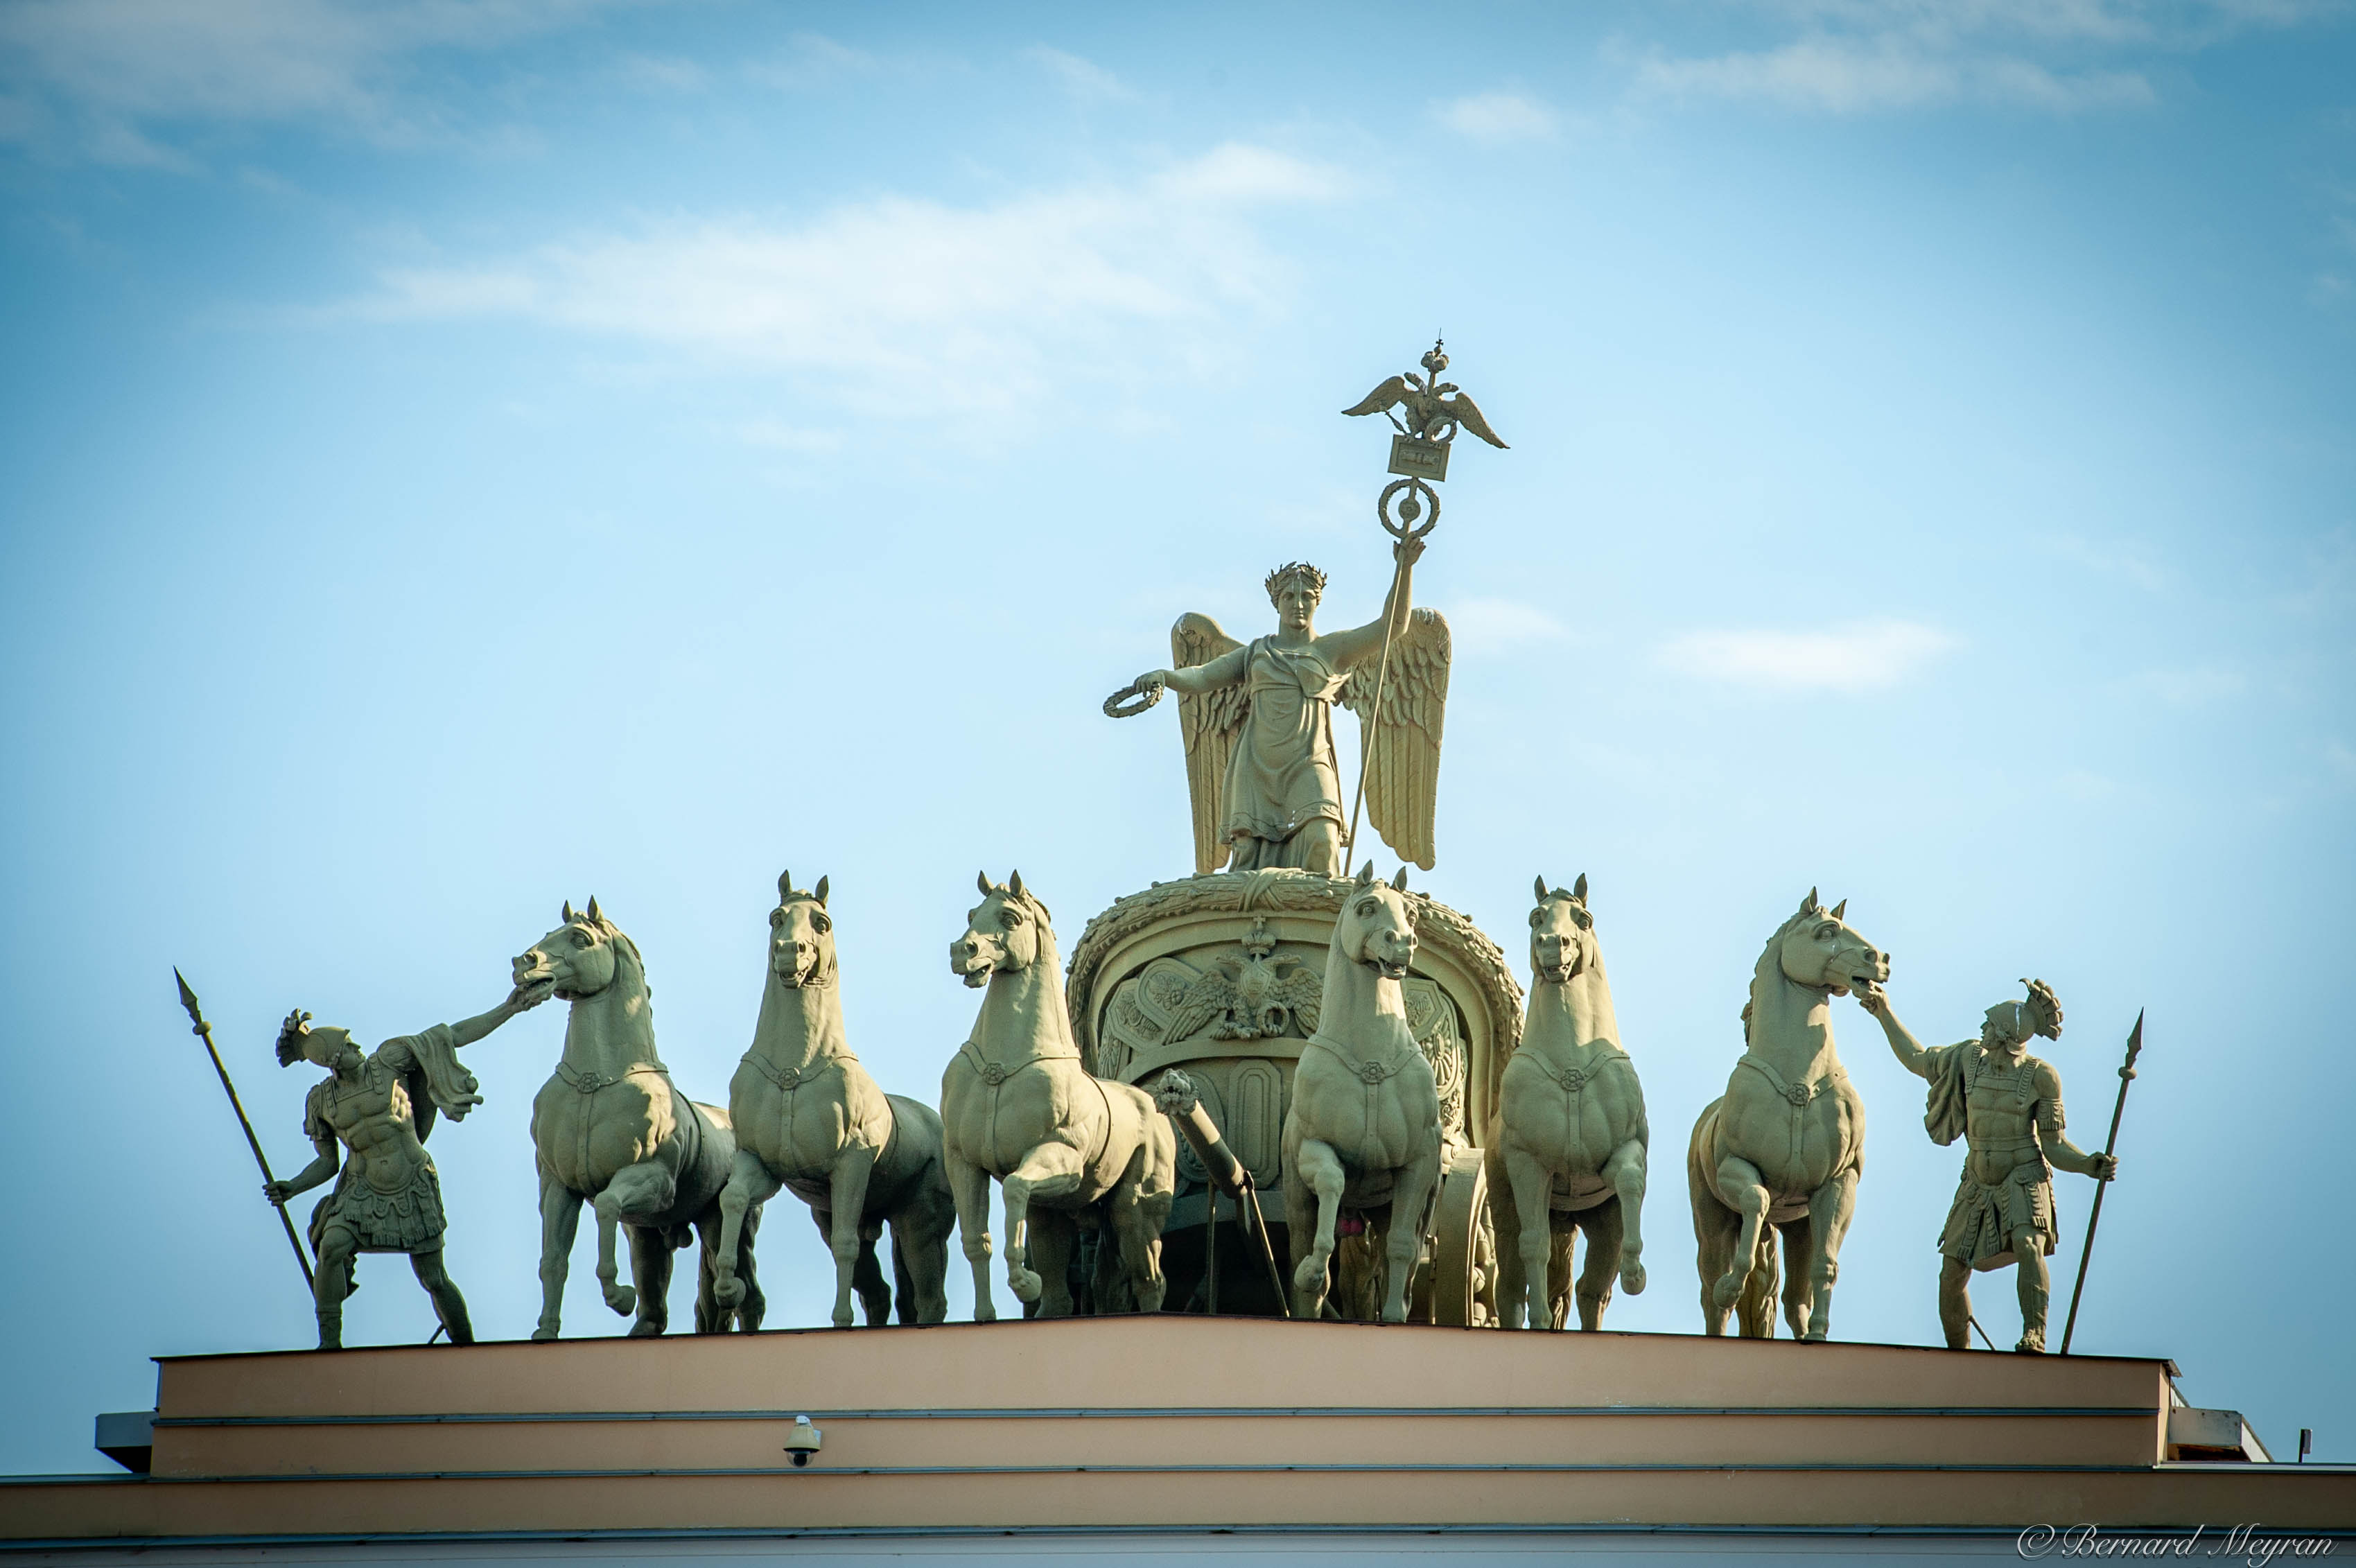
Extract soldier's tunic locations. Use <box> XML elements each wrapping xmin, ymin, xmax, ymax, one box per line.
<box><xmin>1221</xmin><ymin>636</ymin><xmax>1347</xmax><ymax>871</ymax></box>
<box><xmin>1921</xmin><ymin>1042</ymin><xmax>2065</xmax><ymax>1272</ymax></box>
<box><xmin>304</xmin><ymin>1026</ymin><xmax>469</xmax><ymax>1255</ymax></box>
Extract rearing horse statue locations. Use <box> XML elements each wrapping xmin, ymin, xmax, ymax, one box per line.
<box><xmin>1490</xmin><ymin>873</ymin><xmax>1649</xmax><ymax>1330</ymax></box>
<box><xmin>513</xmin><ymin>899</ymin><xmax>760</xmax><ymax>1339</ymax></box>
<box><xmin>709</xmin><ymin>873</ymin><xmax>955</xmax><ymax>1327</ymax></box>
<box><xmin>1281</xmin><ymin>862</ymin><xmax>1445</xmax><ymax>1323</ymax></box>
<box><xmin>943</xmin><ymin>871</ymin><xmax>1176</xmax><ymax>1318</ymax></box>
<box><xmin>1686</xmin><ymin>889</ymin><xmax>1888</xmax><ymax>1340</ymax></box>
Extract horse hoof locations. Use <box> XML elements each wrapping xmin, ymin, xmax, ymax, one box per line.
<box><xmin>530</xmin><ymin>1326</ymin><xmax>560</xmax><ymax>1343</ymax></box>
<box><xmin>1711</xmin><ymin>1274</ymin><xmax>1743</xmax><ymax>1312</ymax></box>
<box><xmin>1007</xmin><ymin>1268</ymin><xmax>1042</xmax><ymax>1305</ymax></box>
<box><xmin>605</xmin><ymin>1285</ymin><xmax>637</xmax><ymax>1316</ymax></box>
<box><xmin>627</xmin><ymin>1319</ymin><xmax>665</xmax><ymax>1338</ymax></box>
<box><xmin>713</xmin><ymin>1279</ymin><xmax>744</xmax><ymax>1311</ymax></box>
<box><xmin>1622</xmin><ymin>1261</ymin><xmax>1647</xmax><ymax>1296</ymax></box>
<box><xmin>973</xmin><ymin>1305</ymin><xmax>997</xmax><ymax>1323</ymax></box>
<box><xmin>1292</xmin><ymin>1256</ymin><xmax>1329</xmax><ymax>1295</ymax></box>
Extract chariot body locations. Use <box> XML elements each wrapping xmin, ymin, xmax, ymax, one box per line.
<box><xmin>1065</xmin><ymin>867</ymin><xmax>1521</xmax><ymax>1323</ymax></box>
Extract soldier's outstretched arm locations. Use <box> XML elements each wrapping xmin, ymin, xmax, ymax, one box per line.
<box><xmin>1855</xmin><ymin>988</ymin><xmax>1933</xmax><ymax>1079</ymax></box>
<box><xmin>445</xmin><ymin>982</ymin><xmax>553</xmax><ymax>1049</ymax></box>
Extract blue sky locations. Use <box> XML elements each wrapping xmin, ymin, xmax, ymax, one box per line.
<box><xmin>2</xmin><ymin>0</ymin><xmax>2351</xmax><ymax>1476</ymax></box>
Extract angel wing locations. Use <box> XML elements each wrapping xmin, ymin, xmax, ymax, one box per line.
<box><xmin>1441</xmin><ymin>390</ymin><xmax>1508</xmax><ymax>449</ymax></box>
<box><xmin>1339</xmin><ymin>607</ymin><xmax>1451</xmax><ymax>870</ymax></box>
<box><xmin>1172</xmin><ymin>611</ymin><xmax>1247</xmax><ymax>874</ymax></box>
<box><xmin>1341</xmin><ymin>374</ymin><xmax>1412</xmax><ymax>423</ymax></box>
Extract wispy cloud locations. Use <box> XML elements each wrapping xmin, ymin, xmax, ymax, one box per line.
<box><xmin>1623</xmin><ymin>0</ymin><xmax>2328</xmax><ymax>115</ymax></box>
<box><xmin>0</xmin><ymin>0</ymin><xmax>634</xmax><ymax>162</ymax></box>
<box><xmin>326</xmin><ymin>143</ymin><xmax>1353</xmax><ymax>426</ymax></box>
<box><xmin>1451</xmin><ymin>598</ymin><xmax>1575</xmax><ymax>658</ymax></box>
<box><xmin>1659</xmin><ymin>618</ymin><xmax>1957</xmax><ymax>690</ymax></box>
<box><xmin>1432</xmin><ymin>91</ymin><xmax>1558</xmax><ymax>143</ymax></box>
<box><xmin>1026</xmin><ymin>46</ymin><xmax>1133</xmax><ymax>103</ymax></box>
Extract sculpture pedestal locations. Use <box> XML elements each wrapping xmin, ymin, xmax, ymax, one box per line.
<box><xmin>6</xmin><ymin>1318</ymin><xmax>2350</xmax><ymax>1553</ymax></box>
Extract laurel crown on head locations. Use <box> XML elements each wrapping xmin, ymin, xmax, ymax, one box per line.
<box><xmin>1264</xmin><ymin>561</ymin><xmax>1327</xmax><ymax>604</ymax></box>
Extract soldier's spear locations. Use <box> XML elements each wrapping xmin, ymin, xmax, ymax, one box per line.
<box><xmin>175</xmin><ymin>969</ymin><xmax>315</xmax><ymax>1291</ymax></box>
<box><xmin>2059</xmin><ymin>1008</ymin><xmax>2140</xmax><ymax>1356</ymax></box>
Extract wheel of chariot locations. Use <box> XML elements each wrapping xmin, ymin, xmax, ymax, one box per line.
<box><xmin>1425</xmin><ymin>1145</ymin><xmax>1498</xmax><ymax>1328</ymax></box>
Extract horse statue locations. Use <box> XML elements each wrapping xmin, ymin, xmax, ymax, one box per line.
<box><xmin>1490</xmin><ymin>874</ymin><xmax>1649</xmax><ymax>1330</ymax></box>
<box><xmin>1280</xmin><ymin>862</ymin><xmax>1445</xmax><ymax>1323</ymax></box>
<box><xmin>943</xmin><ymin>871</ymin><xmax>1176</xmax><ymax>1318</ymax></box>
<box><xmin>1686</xmin><ymin>889</ymin><xmax>1888</xmax><ymax>1340</ymax></box>
<box><xmin>708</xmin><ymin>873</ymin><xmax>955</xmax><ymax>1327</ymax></box>
<box><xmin>512</xmin><ymin>899</ymin><xmax>760</xmax><ymax>1339</ymax></box>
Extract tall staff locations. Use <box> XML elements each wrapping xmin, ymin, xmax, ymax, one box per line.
<box><xmin>175</xmin><ymin>970</ymin><xmax>315</xmax><ymax>1290</ymax></box>
<box><xmin>1338</xmin><ymin>338</ymin><xmax>1508</xmax><ymax>867</ymax></box>
<box><xmin>2059</xmin><ymin>1009</ymin><xmax>2141</xmax><ymax>1355</ymax></box>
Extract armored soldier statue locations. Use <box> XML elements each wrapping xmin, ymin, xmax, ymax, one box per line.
<box><xmin>1859</xmin><ymin>979</ymin><xmax>2118</xmax><ymax>1353</ymax></box>
<box><xmin>265</xmin><ymin>988</ymin><xmax>543</xmax><ymax>1349</ymax></box>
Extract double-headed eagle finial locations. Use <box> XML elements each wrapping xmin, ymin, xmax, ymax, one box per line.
<box><xmin>1342</xmin><ymin>336</ymin><xmax>1508</xmax><ymax>451</ymax></box>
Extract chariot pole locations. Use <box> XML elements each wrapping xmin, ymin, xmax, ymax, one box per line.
<box><xmin>2059</xmin><ymin>1009</ymin><xmax>2140</xmax><ymax>1355</ymax></box>
<box><xmin>175</xmin><ymin>970</ymin><xmax>315</xmax><ymax>1291</ymax></box>
<box><xmin>1338</xmin><ymin>337</ymin><xmax>1506</xmax><ymax>869</ymax></box>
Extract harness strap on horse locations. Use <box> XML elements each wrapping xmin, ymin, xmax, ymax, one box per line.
<box><xmin>1736</xmin><ymin>1052</ymin><xmax>1846</xmax><ymax>1167</ymax></box>
<box><xmin>1309</xmin><ymin>1032</ymin><xmax>1415</xmax><ymax>1144</ymax></box>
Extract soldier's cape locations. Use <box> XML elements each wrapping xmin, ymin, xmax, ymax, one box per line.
<box><xmin>1924</xmin><ymin>1043</ymin><xmax>1973</xmax><ymax>1148</ymax></box>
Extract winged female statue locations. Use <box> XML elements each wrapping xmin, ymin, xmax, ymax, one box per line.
<box><xmin>1122</xmin><ymin>536</ymin><xmax>1451</xmax><ymax>873</ymax></box>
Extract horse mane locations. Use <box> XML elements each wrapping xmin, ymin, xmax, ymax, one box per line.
<box><xmin>588</xmin><ymin>918</ymin><xmax>650</xmax><ymax>999</ymax></box>
<box><xmin>1747</xmin><ymin>905</ymin><xmax>1820</xmax><ymax>1026</ymax></box>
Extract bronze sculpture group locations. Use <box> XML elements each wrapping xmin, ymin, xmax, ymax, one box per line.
<box><xmin>210</xmin><ymin>342</ymin><xmax>2123</xmax><ymax>1356</ymax></box>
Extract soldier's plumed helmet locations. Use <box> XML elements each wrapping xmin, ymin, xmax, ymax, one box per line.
<box><xmin>1264</xmin><ymin>561</ymin><xmax>1328</xmax><ymax>604</ymax></box>
<box><xmin>275</xmin><ymin>1009</ymin><xmax>352</xmax><ymax>1067</ymax></box>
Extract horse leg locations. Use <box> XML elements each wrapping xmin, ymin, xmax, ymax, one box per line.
<box><xmin>1574</xmin><ymin>1197</ymin><xmax>1624</xmax><ymax>1331</ymax></box>
<box><xmin>896</xmin><ymin>1173</ymin><xmax>956</xmax><ymax>1326</ymax></box>
<box><xmin>1104</xmin><ymin>1158</ymin><xmax>1169</xmax><ymax>1316</ymax></box>
<box><xmin>823</xmin><ymin>1145</ymin><xmax>880</xmax><ymax>1329</ymax></box>
<box><xmin>732</xmin><ymin>1201</ymin><xmax>766</xmax><ymax>1332</ymax></box>
<box><xmin>1000</xmin><ymin>1142</ymin><xmax>1087</xmax><ymax>1307</ymax></box>
<box><xmin>1024</xmin><ymin>1210</ymin><xmax>1077</xmax><ymax>1318</ymax></box>
<box><xmin>852</xmin><ymin>1221</ymin><xmax>891</xmax><ymax>1325</ymax></box>
<box><xmin>626</xmin><ymin>1223</ymin><xmax>674</xmax><ymax>1337</ymax></box>
<box><xmin>534</xmin><ymin>1162</ymin><xmax>582</xmax><ymax>1342</ymax></box>
<box><xmin>1499</xmin><ymin>1142</ymin><xmax>1557</xmax><ymax>1331</ymax></box>
<box><xmin>1382</xmin><ymin>1142</ymin><xmax>1442</xmax><ymax>1325</ymax></box>
<box><xmin>1605</xmin><ymin>1137</ymin><xmax>1648</xmax><ymax>1296</ymax></box>
<box><xmin>408</xmin><ymin>1248</ymin><xmax>473</xmax><ymax>1345</ymax></box>
<box><xmin>944</xmin><ymin>1147</ymin><xmax>996</xmax><ymax>1323</ymax></box>
<box><xmin>1287</xmin><ymin>1138</ymin><xmax>1346</xmax><ymax>1319</ymax></box>
<box><xmin>712</xmin><ymin>1149</ymin><xmax>779</xmax><ymax>1316</ymax></box>
<box><xmin>1779</xmin><ymin>1219</ymin><xmax>1813</xmax><ymax>1340</ymax></box>
<box><xmin>1711</xmin><ymin>1155</ymin><xmax>1772</xmax><ymax>1334</ymax></box>
<box><xmin>594</xmin><ymin>1161</ymin><xmax>677</xmax><ymax>1323</ymax></box>
<box><xmin>1802</xmin><ymin>1166</ymin><xmax>1861</xmax><ymax>1343</ymax></box>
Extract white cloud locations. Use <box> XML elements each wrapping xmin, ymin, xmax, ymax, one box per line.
<box><xmin>1450</xmin><ymin>598</ymin><xmax>1574</xmax><ymax>658</ymax></box>
<box><xmin>1432</xmin><ymin>91</ymin><xmax>1558</xmax><ymax>143</ymax></box>
<box><xmin>1634</xmin><ymin>37</ymin><xmax>2152</xmax><ymax>112</ymax></box>
<box><xmin>329</xmin><ymin>143</ymin><xmax>1352</xmax><ymax>424</ymax></box>
<box><xmin>1026</xmin><ymin>46</ymin><xmax>1133</xmax><ymax>103</ymax></box>
<box><xmin>1659</xmin><ymin>618</ymin><xmax>1956</xmax><ymax>690</ymax></box>
<box><xmin>0</xmin><ymin>0</ymin><xmax>632</xmax><ymax>161</ymax></box>
<box><xmin>1623</xmin><ymin>0</ymin><xmax>2327</xmax><ymax>115</ymax></box>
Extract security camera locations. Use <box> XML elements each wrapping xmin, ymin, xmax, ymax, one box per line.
<box><xmin>783</xmin><ymin>1415</ymin><xmax>823</xmax><ymax>1468</ymax></box>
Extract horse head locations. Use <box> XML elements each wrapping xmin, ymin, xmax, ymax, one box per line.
<box><xmin>1528</xmin><ymin>873</ymin><xmax>1594</xmax><ymax>985</ymax></box>
<box><xmin>952</xmin><ymin>870</ymin><xmax>1056</xmax><ymax>990</ymax></box>
<box><xmin>515</xmin><ymin>896</ymin><xmax>641</xmax><ymax>1002</ymax></box>
<box><xmin>1336</xmin><ymin>862</ymin><xmax>1419</xmax><ymax>981</ymax></box>
<box><xmin>1765</xmin><ymin>888</ymin><xmax>1889</xmax><ymax>1000</ymax></box>
<box><xmin>770</xmin><ymin>871</ymin><xmax>835</xmax><ymax>989</ymax></box>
